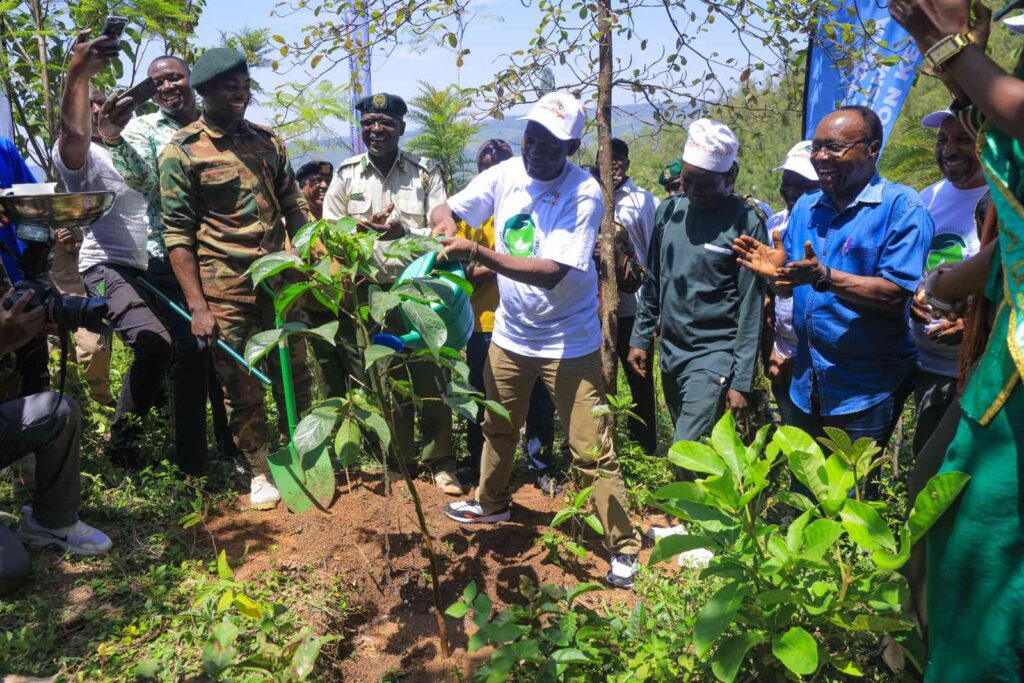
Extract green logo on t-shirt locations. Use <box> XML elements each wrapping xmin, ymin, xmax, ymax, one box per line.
<box><xmin>503</xmin><ymin>213</ymin><xmax>538</xmax><ymax>257</ymax></box>
<box><xmin>927</xmin><ymin>232</ymin><xmax>967</xmax><ymax>271</ymax></box>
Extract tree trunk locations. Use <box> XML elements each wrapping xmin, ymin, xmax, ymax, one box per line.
<box><xmin>595</xmin><ymin>0</ymin><xmax>619</xmax><ymax>394</ymax></box>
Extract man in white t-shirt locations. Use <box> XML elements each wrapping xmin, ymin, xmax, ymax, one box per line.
<box><xmin>54</xmin><ymin>31</ymin><xmax>172</xmax><ymax>468</ymax></box>
<box><xmin>431</xmin><ymin>92</ymin><xmax>642</xmax><ymax>588</ymax></box>
<box><xmin>909</xmin><ymin>109</ymin><xmax>989</xmax><ymax>457</ymax></box>
<box><xmin>762</xmin><ymin>141</ymin><xmax>820</xmax><ymax>424</ymax></box>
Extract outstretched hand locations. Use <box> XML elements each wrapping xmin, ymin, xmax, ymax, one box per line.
<box><xmin>732</xmin><ymin>229</ymin><xmax>787</xmax><ymax>281</ymax></box>
<box><xmin>888</xmin><ymin>0</ymin><xmax>986</xmax><ymax>52</ymax></box>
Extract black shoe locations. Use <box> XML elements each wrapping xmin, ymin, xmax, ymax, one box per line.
<box><xmin>534</xmin><ymin>470</ymin><xmax>562</xmax><ymax>498</ymax></box>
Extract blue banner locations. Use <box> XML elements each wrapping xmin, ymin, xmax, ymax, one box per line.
<box><xmin>804</xmin><ymin>1</ymin><xmax>921</xmax><ymax>152</ymax></box>
<box><xmin>345</xmin><ymin>8</ymin><xmax>371</xmax><ymax>155</ymax></box>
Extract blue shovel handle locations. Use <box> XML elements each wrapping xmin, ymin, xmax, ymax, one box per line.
<box><xmin>137</xmin><ymin>278</ymin><xmax>273</xmax><ymax>386</ymax></box>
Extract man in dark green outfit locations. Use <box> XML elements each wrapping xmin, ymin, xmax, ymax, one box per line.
<box><xmin>628</xmin><ymin>118</ymin><xmax>767</xmax><ymax>465</ymax></box>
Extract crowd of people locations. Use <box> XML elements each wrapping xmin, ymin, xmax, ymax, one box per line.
<box><xmin>0</xmin><ymin>0</ymin><xmax>1022</xmax><ymax>675</ymax></box>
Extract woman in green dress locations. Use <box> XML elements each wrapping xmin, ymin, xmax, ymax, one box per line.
<box><xmin>890</xmin><ymin>0</ymin><xmax>1024</xmax><ymax>680</ymax></box>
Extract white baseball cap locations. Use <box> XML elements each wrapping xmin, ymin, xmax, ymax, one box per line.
<box><xmin>772</xmin><ymin>140</ymin><xmax>817</xmax><ymax>181</ymax></box>
<box><xmin>520</xmin><ymin>92</ymin><xmax>586</xmax><ymax>141</ymax></box>
<box><xmin>1005</xmin><ymin>14</ymin><xmax>1024</xmax><ymax>34</ymax></box>
<box><xmin>921</xmin><ymin>109</ymin><xmax>955</xmax><ymax>128</ymax></box>
<box><xmin>683</xmin><ymin>118</ymin><xmax>739</xmax><ymax>173</ymax></box>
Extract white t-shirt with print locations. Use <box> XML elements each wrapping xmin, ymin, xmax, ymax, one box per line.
<box><xmin>448</xmin><ymin>157</ymin><xmax>603</xmax><ymax>359</ymax></box>
<box><xmin>912</xmin><ymin>179</ymin><xmax>988</xmax><ymax>377</ymax></box>
<box><xmin>53</xmin><ymin>142</ymin><xmax>149</xmax><ymax>273</ymax></box>
<box><xmin>614</xmin><ymin>178</ymin><xmax>657</xmax><ymax>319</ymax></box>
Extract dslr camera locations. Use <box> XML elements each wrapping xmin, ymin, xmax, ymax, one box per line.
<box><xmin>1</xmin><ymin>222</ymin><xmax>108</xmax><ymax>333</ymax></box>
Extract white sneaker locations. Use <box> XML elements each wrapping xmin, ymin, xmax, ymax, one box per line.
<box><xmin>646</xmin><ymin>523</ymin><xmax>687</xmax><ymax>541</ymax></box>
<box><xmin>606</xmin><ymin>553</ymin><xmax>639</xmax><ymax>589</ymax></box>
<box><xmin>678</xmin><ymin>547</ymin><xmax>715</xmax><ymax>568</ymax></box>
<box><xmin>250</xmin><ymin>474</ymin><xmax>281</xmax><ymax>510</ymax></box>
<box><xmin>17</xmin><ymin>508</ymin><xmax>112</xmax><ymax>556</ymax></box>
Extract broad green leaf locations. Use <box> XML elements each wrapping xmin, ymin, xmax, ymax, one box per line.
<box><xmin>694</xmin><ymin>581</ymin><xmax>749</xmax><ymax>656</ymax></box>
<box><xmin>787</xmin><ymin>448</ymin><xmax>829</xmax><ymax>506</ymax></box>
<box><xmin>583</xmin><ymin>513</ymin><xmax>604</xmax><ymax>536</ymax></box>
<box><xmin>247</xmin><ymin>252</ymin><xmax>302</xmax><ymax>286</ymax></box>
<box><xmin>435</xmin><ymin>269</ymin><xmax>474</xmax><ymax>296</ymax></box>
<box><xmin>711</xmin><ymin>631</ymin><xmax>765</xmax><ymax>683</ymax></box>
<box><xmin>872</xmin><ymin>523</ymin><xmax>912</xmax><ymax>570</ymax></box>
<box><xmin>772</xmin><ymin>627</ymin><xmax>818</xmax><ymax>675</ymax></box>
<box><xmin>786</xmin><ymin>510</ymin><xmax>813</xmax><ymax>553</ymax></box>
<box><xmin>745</xmin><ymin>424</ymin><xmax>772</xmax><ymax>468</ymax></box>
<box><xmin>801</xmin><ymin>519</ymin><xmax>844</xmax><ymax>561</ymax></box>
<box><xmin>550</xmin><ymin>647</ymin><xmax>589</xmax><ymax>663</ymax></box>
<box><xmin>333</xmin><ymin>418</ymin><xmax>361</xmax><ymax>466</ymax></box>
<box><xmin>823</xmin><ymin>454</ymin><xmax>855</xmax><ymax>503</ymax></box>
<box><xmin>462</xmin><ymin>580</ymin><xmax>478</xmax><ymax>603</ymax></box>
<box><xmin>293</xmin><ymin>407</ymin><xmax>337</xmax><ymax>456</ymax></box>
<box><xmin>305</xmin><ymin>320</ymin><xmax>340</xmax><ymax>344</ymax></box>
<box><xmin>216</xmin><ymin>549</ymin><xmax>233</xmax><ymax>580</ymax></box>
<box><xmin>233</xmin><ymin>593</ymin><xmax>263</xmax><ymax>619</ymax></box>
<box><xmin>444</xmin><ymin>394</ymin><xmax>477</xmax><ymax>421</ymax></box>
<box><xmin>472</xmin><ymin>593</ymin><xmax>493</xmax><ymax>625</ymax></box>
<box><xmin>274</xmin><ymin>281</ymin><xmax>313</xmax><ymax>319</ymax></box>
<box><xmin>830</xmin><ymin>654</ymin><xmax>865</xmax><ymax>677</ymax></box>
<box><xmin>652</xmin><ymin>481</ymin><xmax>709</xmax><ymax>505</ymax></box>
<box><xmin>841</xmin><ymin>499</ymin><xmax>896</xmax><ymax>553</ymax></box>
<box><xmin>288</xmin><ymin>630</ymin><xmax>323</xmax><ymax>679</ymax></box>
<box><xmin>648</xmin><ymin>534</ymin><xmax>716</xmax><ymax>566</ymax></box>
<box><xmin>907</xmin><ymin>471</ymin><xmax>970</xmax><ymax>544</ymax></box>
<box><xmin>778</xmin><ymin>491</ymin><xmax>816</xmax><ymax>512</ymax></box>
<box><xmin>710</xmin><ymin>411</ymin><xmax>746</xmax><ymax>477</ymax></box>
<box><xmin>481</xmin><ymin>399</ymin><xmax>510</xmax><ymax>421</ymax></box>
<box><xmin>216</xmin><ymin>589</ymin><xmax>234</xmax><ymax>613</ymax></box>
<box><xmin>550</xmin><ymin>509</ymin><xmax>573</xmax><ymax>527</ymax></box>
<box><xmin>368</xmin><ymin>286</ymin><xmax>401</xmax><ymax>323</ymax></box>
<box><xmin>363</xmin><ymin>344</ymin><xmax>396</xmax><ymax>370</ymax></box>
<box><xmin>291</xmin><ymin>219</ymin><xmax>323</xmax><ymax>258</ymax></box>
<box><xmin>772</xmin><ymin>425</ymin><xmax>825</xmax><ymax>459</ymax></box>
<box><xmin>443</xmin><ymin>599</ymin><xmax>466</xmax><ymax>621</ymax></box>
<box><xmin>401</xmin><ymin>300</ymin><xmax>447</xmax><ymax>354</ymax></box>
<box><xmin>841</xmin><ymin>614</ymin><xmax>915</xmax><ymax>633</ymax></box>
<box><xmin>703</xmin><ymin>468</ymin><xmax>742</xmax><ymax>510</ymax></box>
<box><xmin>820</xmin><ymin>426</ymin><xmax>854</xmax><ymax>458</ymax></box>
<box><xmin>566</xmin><ymin>582</ymin><xmax>604</xmax><ymax>606</ymax></box>
<box><xmin>244</xmin><ymin>328</ymin><xmax>286</xmax><ymax>366</ymax></box>
<box><xmin>355</xmin><ymin>408</ymin><xmax>391</xmax><ymax>451</ymax></box>
<box><xmin>668</xmin><ymin>441</ymin><xmax>726</xmax><ymax>476</ymax></box>
<box><xmin>573</xmin><ymin>485</ymin><xmax>594</xmax><ymax>509</ymax></box>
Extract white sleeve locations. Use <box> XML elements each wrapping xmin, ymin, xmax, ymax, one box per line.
<box><xmin>542</xmin><ymin>186</ymin><xmax>603</xmax><ymax>272</ymax></box>
<box><xmin>447</xmin><ymin>164</ymin><xmax>500</xmax><ymax>229</ymax></box>
<box><xmin>52</xmin><ymin>144</ymin><xmax>93</xmax><ymax>189</ymax></box>
<box><xmin>640</xmin><ymin>190</ymin><xmax>657</xmax><ymax>245</ymax></box>
<box><xmin>321</xmin><ymin>172</ymin><xmax>348</xmax><ymax>220</ymax></box>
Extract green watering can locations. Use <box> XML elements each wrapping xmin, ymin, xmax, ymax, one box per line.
<box><xmin>373</xmin><ymin>251</ymin><xmax>474</xmax><ymax>352</ymax></box>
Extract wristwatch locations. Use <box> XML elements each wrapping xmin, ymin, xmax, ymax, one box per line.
<box><xmin>923</xmin><ymin>33</ymin><xmax>975</xmax><ymax>73</ymax></box>
<box><xmin>923</xmin><ymin>267</ymin><xmax>965</xmax><ymax>313</ymax></box>
<box><xmin>812</xmin><ymin>265</ymin><xmax>832</xmax><ymax>293</ymax></box>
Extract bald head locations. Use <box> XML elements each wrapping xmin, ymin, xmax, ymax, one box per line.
<box><xmin>810</xmin><ymin>106</ymin><xmax>882</xmax><ymax>209</ymax></box>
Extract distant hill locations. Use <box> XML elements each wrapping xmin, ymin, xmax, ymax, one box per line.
<box><xmin>289</xmin><ymin>101</ymin><xmax>696</xmax><ymax>167</ymax></box>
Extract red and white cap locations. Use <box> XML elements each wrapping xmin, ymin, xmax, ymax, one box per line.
<box><xmin>772</xmin><ymin>140</ymin><xmax>817</xmax><ymax>180</ymax></box>
<box><xmin>520</xmin><ymin>92</ymin><xmax>586</xmax><ymax>141</ymax></box>
<box><xmin>683</xmin><ymin>118</ymin><xmax>739</xmax><ymax>173</ymax></box>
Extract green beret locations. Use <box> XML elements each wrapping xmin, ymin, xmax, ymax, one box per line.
<box><xmin>296</xmin><ymin>160</ymin><xmax>333</xmax><ymax>183</ymax></box>
<box><xmin>191</xmin><ymin>48</ymin><xmax>248</xmax><ymax>90</ymax></box>
<box><xmin>355</xmin><ymin>93</ymin><xmax>407</xmax><ymax>120</ymax></box>
<box><xmin>658</xmin><ymin>157</ymin><xmax>683</xmax><ymax>187</ymax></box>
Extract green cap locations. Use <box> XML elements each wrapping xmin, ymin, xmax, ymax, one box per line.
<box><xmin>658</xmin><ymin>157</ymin><xmax>683</xmax><ymax>187</ymax></box>
<box><xmin>191</xmin><ymin>48</ymin><xmax>248</xmax><ymax>90</ymax></box>
<box><xmin>355</xmin><ymin>93</ymin><xmax>408</xmax><ymax>120</ymax></box>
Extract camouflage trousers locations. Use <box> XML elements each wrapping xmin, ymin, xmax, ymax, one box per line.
<box><xmin>207</xmin><ymin>292</ymin><xmax>313</xmax><ymax>477</ymax></box>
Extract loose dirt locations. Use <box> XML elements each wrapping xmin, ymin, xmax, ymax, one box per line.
<box><xmin>205</xmin><ymin>470</ymin><xmax>658</xmax><ymax>681</ymax></box>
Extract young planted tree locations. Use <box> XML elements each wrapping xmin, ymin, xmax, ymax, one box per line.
<box><xmin>0</xmin><ymin>0</ymin><xmax>201</xmax><ymax>177</ymax></box>
<box><xmin>405</xmin><ymin>81</ymin><xmax>481</xmax><ymax>193</ymax></box>
<box><xmin>266</xmin><ymin>80</ymin><xmax>352</xmax><ymax>156</ymax></box>
<box><xmin>244</xmin><ymin>216</ymin><xmax>508</xmax><ymax>658</ymax></box>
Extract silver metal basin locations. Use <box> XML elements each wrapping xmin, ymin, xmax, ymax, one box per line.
<box><xmin>0</xmin><ymin>191</ymin><xmax>116</xmax><ymax>229</ymax></box>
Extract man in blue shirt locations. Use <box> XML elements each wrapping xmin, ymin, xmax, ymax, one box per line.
<box><xmin>0</xmin><ymin>136</ymin><xmax>36</xmax><ymax>283</ymax></box>
<box><xmin>733</xmin><ymin>105</ymin><xmax>933</xmax><ymax>449</ymax></box>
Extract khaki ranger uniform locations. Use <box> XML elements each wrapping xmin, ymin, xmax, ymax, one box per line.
<box><xmin>159</xmin><ymin>114</ymin><xmax>314</xmax><ymax>478</ymax></box>
<box><xmin>321</xmin><ymin>149</ymin><xmax>451</xmax><ymax>466</ymax></box>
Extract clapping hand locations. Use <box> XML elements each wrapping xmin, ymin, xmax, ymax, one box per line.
<box><xmin>778</xmin><ymin>241</ymin><xmax>825</xmax><ymax>287</ymax></box>
<box><xmin>357</xmin><ymin>203</ymin><xmax>404</xmax><ymax>240</ymax></box>
<box><xmin>889</xmin><ymin>0</ymin><xmax>989</xmax><ymax>53</ymax></box>
<box><xmin>733</xmin><ymin>229</ymin><xmax>788</xmax><ymax>282</ymax></box>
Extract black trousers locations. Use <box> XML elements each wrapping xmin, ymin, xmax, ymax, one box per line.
<box><xmin>616</xmin><ymin>316</ymin><xmax>657</xmax><ymax>454</ymax></box>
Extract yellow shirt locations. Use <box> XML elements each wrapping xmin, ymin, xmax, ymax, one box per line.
<box><xmin>458</xmin><ymin>217</ymin><xmax>499</xmax><ymax>333</ymax></box>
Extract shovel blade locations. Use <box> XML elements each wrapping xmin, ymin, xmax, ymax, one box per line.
<box><xmin>267</xmin><ymin>444</ymin><xmax>336</xmax><ymax>513</ymax></box>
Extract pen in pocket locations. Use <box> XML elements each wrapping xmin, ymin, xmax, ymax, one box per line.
<box><xmin>842</xmin><ymin>236</ymin><xmax>852</xmax><ymax>256</ymax></box>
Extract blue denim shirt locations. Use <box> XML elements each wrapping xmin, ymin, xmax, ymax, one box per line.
<box><xmin>783</xmin><ymin>175</ymin><xmax>934</xmax><ymax>416</ymax></box>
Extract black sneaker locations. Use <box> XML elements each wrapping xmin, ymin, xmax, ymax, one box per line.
<box><xmin>606</xmin><ymin>553</ymin><xmax>639</xmax><ymax>589</ymax></box>
<box><xmin>534</xmin><ymin>470</ymin><xmax>563</xmax><ymax>498</ymax></box>
<box><xmin>444</xmin><ymin>500</ymin><xmax>511</xmax><ymax>524</ymax></box>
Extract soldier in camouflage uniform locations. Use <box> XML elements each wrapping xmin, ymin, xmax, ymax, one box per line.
<box><xmin>159</xmin><ymin>48</ymin><xmax>314</xmax><ymax>510</ymax></box>
<box><xmin>321</xmin><ymin>93</ymin><xmax>460</xmax><ymax>494</ymax></box>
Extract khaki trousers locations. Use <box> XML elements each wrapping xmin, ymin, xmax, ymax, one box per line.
<box><xmin>478</xmin><ymin>345</ymin><xmax>641</xmax><ymax>555</ymax></box>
